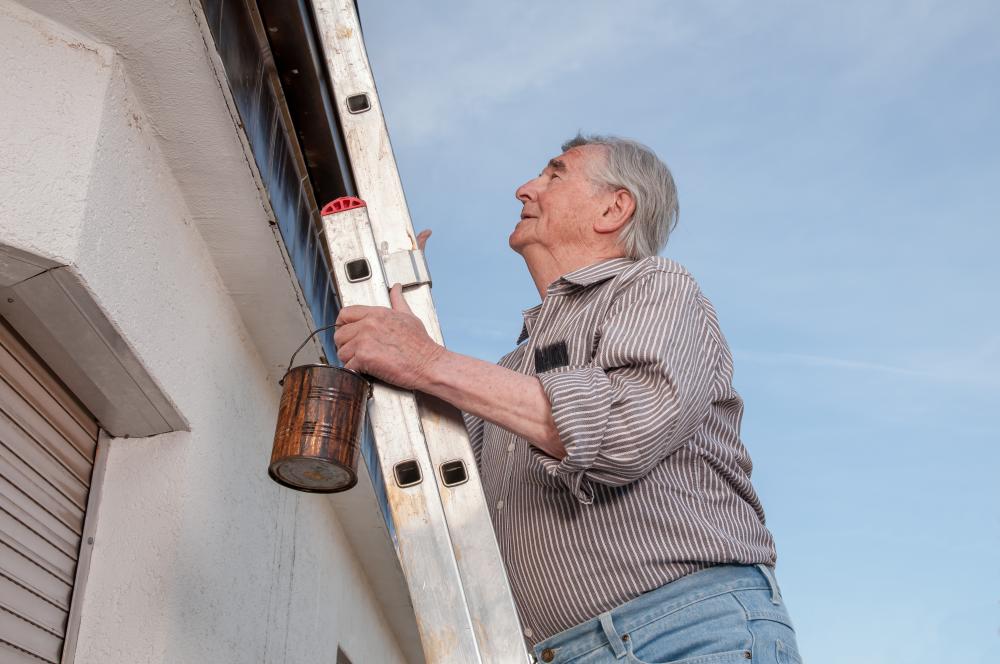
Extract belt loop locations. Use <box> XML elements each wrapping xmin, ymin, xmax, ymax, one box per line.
<box><xmin>599</xmin><ymin>612</ymin><xmax>628</xmax><ymax>659</ymax></box>
<box><xmin>756</xmin><ymin>564</ymin><xmax>782</xmax><ymax>605</ymax></box>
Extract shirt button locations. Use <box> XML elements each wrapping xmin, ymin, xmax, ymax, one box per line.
<box><xmin>524</xmin><ymin>628</ymin><xmax>534</xmax><ymax>639</ymax></box>
<box><xmin>496</xmin><ymin>500</ymin><xmax>504</xmax><ymax>510</ymax></box>
<box><xmin>541</xmin><ymin>648</ymin><xmax>556</xmax><ymax>662</ymax></box>
<box><xmin>507</xmin><ymin>442</ymin><xmax>515</xmax><ymax>453</ymax></box>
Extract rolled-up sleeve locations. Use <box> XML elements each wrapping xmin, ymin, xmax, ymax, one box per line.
<box><xmin>532</xmin><ymin>273</ymin><xmax>722</xmax><ymax>503</ymax></box>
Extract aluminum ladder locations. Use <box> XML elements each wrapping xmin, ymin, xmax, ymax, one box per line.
<box><xmin>308</xmin><ymin>0</ymin><xmax>529</xmax><ymax>661</ymax></box>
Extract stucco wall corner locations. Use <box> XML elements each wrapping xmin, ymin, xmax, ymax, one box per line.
<box><xmin>0</xmin><ymin>0</ymin><xmax>114</xmax><ymax>265</ymax></box>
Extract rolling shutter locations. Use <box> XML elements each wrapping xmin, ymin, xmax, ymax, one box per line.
<box><xmin>0</xmin><ymin>316</ymin><xmax>98</xmax><ymax>663</ymax></box>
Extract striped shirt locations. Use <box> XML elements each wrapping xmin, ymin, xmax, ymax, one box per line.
<box><xmin>464</xmin><ymin>256</ymin><xmax>776</xmax><ymax>645</ymax></box>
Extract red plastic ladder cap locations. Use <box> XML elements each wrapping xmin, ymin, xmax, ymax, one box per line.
<box><xmin>321</xmin><ymin>196</ymin><xmax>367</xmax><ymax>215</ymax></box>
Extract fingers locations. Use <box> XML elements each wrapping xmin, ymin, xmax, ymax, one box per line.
<box><xmin>335</xmin><ymin>305</ymin><xmax>379</xmax><ymax>356</ymax></box>
<box><xmin>338</xmin><ymin>335</ymin><xmax>392</xmax><ymax>383</ymax></box>
<box><xmin>336</xmin><ymin>288</ymin><xmax>411</xmax><ymax>351</ymax></box>
<box><xmin>416</xmin><ymin>229</ymin><xmax>432</xmax><ymax>251</ymax></box>
<box><xmin>336</xmin><ymin>304</ymin><xmax>382</xmax><ymax>325</ymax></box>
<box><xmin>388</xmin><ymin>283</ymin><xmax>413</xmax><ymax>314</ymax></box>
<box><xmin>335</xmin><ymin>335</ymin><xmax>360</xmax><ymax>369</ymax></box>
<box><xmin>333</xmin><ymin>320</ymin><xmax>361</xmax><ymax>349</ymax></box>
<box><xmin>342</xmin><ymin>348</ymin><xmax>363</xmax><ymax>374</ymax></box>
<box><xmin>338</xmin><ymin>285</ymin><xmax>413</xmax><ymax>323</ymax></box>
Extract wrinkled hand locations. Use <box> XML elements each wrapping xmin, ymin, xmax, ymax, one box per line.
<box><xmin>334</xmin><ymin>283</ymin><xmax>444</xmax><ymax>390</ymax></box>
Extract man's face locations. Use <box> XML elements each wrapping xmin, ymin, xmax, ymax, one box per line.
<box><xmin>510</xmin><ymin>145</ymin><xmax>609</xmax><ymax>258</ymax></box>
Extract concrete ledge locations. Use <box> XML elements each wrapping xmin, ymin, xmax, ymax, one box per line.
<box><xmin>0</xmin><ymin>253</ymin><xmax>188</xmax><ymax>437</ymax></box>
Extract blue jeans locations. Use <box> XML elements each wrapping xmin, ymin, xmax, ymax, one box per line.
<box><xmin>531</xmin><ymin>565</ymin><xmax>802</xmax><ymax>664</ymax></box>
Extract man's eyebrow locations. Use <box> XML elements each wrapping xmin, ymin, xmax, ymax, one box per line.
<box><xmin>546</xmin><ymin>158</ymin><xmax>567</xmax><ymax>173</ymax></box>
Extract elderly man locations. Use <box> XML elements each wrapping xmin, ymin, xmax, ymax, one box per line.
<box><xmin>334</xmin><ymin>135</ymin><xmax>802</xmax><ymax>663</ymax></box>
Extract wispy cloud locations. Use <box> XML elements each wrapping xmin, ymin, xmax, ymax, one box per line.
<box><xmin>735</xmin><ymin>337</ymin><xmax>1000</xmax><ymax>390</ymax></box>
<box><xmin>364</xmin><ymin>0</ymin><xmax>688</xmax><ymax>144</ymax></box>
<box><xmin>364</xmin><ymin>0</ymin><xmax>998</xmax><ymax>146</ymax></box>
<box><xmin>735</xmin><ymin>349</ymin><xmax>928</xmax><ymax>377</ymax></box>
<box><xmin>796</xmin><ymin>0</ymin><xmax>1000</xmax><ymax>93</ymax></box>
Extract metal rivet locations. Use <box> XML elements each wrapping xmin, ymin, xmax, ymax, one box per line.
<box><xmin>743</xmin><ymin>651</ymin><xmax>752</xmax><ymax>659</ymax></box>
<box><xmin>6</xmin><ymin>298</ymin><xmax>13</xmax><ymax>303</ymax></box>
<box><xmin>621</xmin><ymin>634</ymin><xmax>629</xmax><ymax>642</ymax></box>
<box><xmin>541</xmin><ymin>648</ymin><xmax>556</xmax><ymax>663</ymax></box>
<box><xmin>268</xmin><ymin>26</ymin><xmax>278</xmax><ymax>33</ymax></box>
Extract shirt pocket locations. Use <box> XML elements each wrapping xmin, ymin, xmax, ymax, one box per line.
<box><xmin>530</xmin><ymin>298</ymin><xmax>607</xmax><ymax>374</ymax></box>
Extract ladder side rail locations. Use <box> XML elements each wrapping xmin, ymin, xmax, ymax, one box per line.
<box><xmin>309</xmin><ymin>1</ymin><xmax>529</xmax><ymax>660</ymax></box>
<box><xmin>322</xmin><ymin>207</ymin><xmax>482</xmax><ymax>662</ymax></box>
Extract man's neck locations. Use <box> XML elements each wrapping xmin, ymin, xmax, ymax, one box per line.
<box><xmin>521</xmin><ymin>246</ymin><xmax>626</xmax><ymax>299</ymax></box>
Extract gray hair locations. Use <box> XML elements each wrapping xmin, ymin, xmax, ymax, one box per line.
<box><xmin>562</xmin><ymin>133</ymin><xmax>679</xmax><ymax>258</ymax></box>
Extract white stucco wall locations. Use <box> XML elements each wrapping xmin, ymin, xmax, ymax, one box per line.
<box><xmin>0</xmin><ymin>3</ymin><xmax>406</xmax><ymax>662</ymax></box>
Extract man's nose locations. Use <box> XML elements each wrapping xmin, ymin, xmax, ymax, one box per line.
<box><xmin>515</xmin><ymin>178</ymin><xmax>537</xmax><ymax>202</ymax></box>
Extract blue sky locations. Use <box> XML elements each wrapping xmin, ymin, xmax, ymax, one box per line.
<box><xmin>358</xmin><ymin>2</ymin><xmax>999</xmax><ymax>661</ymax></box>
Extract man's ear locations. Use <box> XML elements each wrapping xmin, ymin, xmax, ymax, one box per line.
<box><xmin>594</xmin><ymin>188</ymin><xmax>635</xmax><ymax>235</ymax></box>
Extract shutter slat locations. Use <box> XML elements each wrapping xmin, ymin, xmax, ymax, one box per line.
<box><xmin>1</xmin><ymin>638</ymin><xmax>54</xmax><ymax>664</ymax></box>
<box><xmin>0</xmin><ymin>540</ymin><xmax>71</xmax><ymax>610</ymax></box>
<box><xmin>0</xmin><ymin>381</ymin><xmax>91</xmax><ymax>486</ymax></box>
<box><xmin>0</xmin><ymin>574</ymin><xmax>66</xmax><ymax>637</ymax></box>
<box><xmin>0</xmin><ymin>346</ymin><xmax>95</xmax><ymax>463</ymax></box>
<box><xmin>0</xmin><ymin>416</ymin><xmax>88</xmax><ymax>510</ymax></box>
<box><xmin>0</xmin><ymin>321</ymin><xmax>97</xmax><ymax>441</ymax></box>
<box><xmin>0</xmin><ymin>511</ymin><xmax>75</xmax><ymax>580</ymax></box>
<box><xmin>0</xmin><ymin>316</ymin><xmax>96</xmax><ymax>662</ymax></box>
<box><xmin>0</xmin><ymin>609</ymin><xmax>61</xmax><ymax>663</ymax></box>
<box><xmin>0</xmin><ymin>490</ymin><xmax>78</xmax><ymax>559</ymax></box>
<box><xmin>0</xmin><ymin>457</ymin><xmax>83</xmax><ymax>536</ymax></box>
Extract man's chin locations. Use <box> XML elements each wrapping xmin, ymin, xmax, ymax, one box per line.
<box><xmin>508</xmin><ymin>231</ymin><xmax>526</xmax><ymax>255</ymax></box>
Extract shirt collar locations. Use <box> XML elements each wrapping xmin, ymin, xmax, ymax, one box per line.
<box><xmin>550</xmin><ymin>257</ymin><xmax>635</xmax><ymax>293</ymax></box>
<box><xmin>516</xmin><ymin>303</ymin><xmax>542</xmax><ymax>345</ymax></box>
<box><xmin>515</xmin><ymin>258</ymin><xmax>635</xmax><ymax>344</ymax></box>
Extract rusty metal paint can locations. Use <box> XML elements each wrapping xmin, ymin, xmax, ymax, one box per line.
<box><xmin>268</xmin><ymin>364</ymin><xmax>370</xmax><ymax>493</ymax></box>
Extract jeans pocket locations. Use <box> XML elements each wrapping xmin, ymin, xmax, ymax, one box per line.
<box><xmin>620</xmin><ymin>593</ymin><xmax>753</xmax><ymax>664</ymax></box>
<box><xmin>626</xmin><ymin>646</ymin><xmax>751</xmax><ymax>664</ymax></box>
<box><xmin>776</xmin><ymin>639</ymin><xmax>803</xmax><ymax>664</ymax></box>
<box><xmin>731</xmin><ymin>588</ymin><xmax>801</xmax><ymax>664</ymax></box>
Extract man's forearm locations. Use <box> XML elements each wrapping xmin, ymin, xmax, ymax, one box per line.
<box><xmin>419</xmin><ymin>349</ymin><xmax>565</xmax><ymax>459</ymax></box>
<box><xmin>333</xmin><ymin>287</ymin><xmax>563</xmax><ymax>457</ymax></box>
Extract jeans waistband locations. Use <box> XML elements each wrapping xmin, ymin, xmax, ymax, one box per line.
<box><xmin>532</xmin><ymin>564</ymin><xmax>780</xmax><ymax>663</ymax></box>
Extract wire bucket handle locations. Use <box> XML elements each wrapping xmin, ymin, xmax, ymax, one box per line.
<box><xmin>281</xmin><ymin>323</ymin><xmax>338</xmax><ymax>385</ymax></box>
